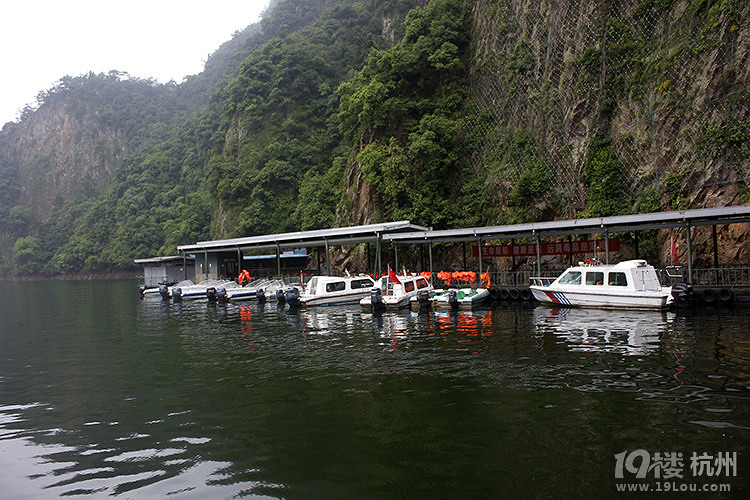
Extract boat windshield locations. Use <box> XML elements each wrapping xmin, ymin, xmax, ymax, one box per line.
<box><xmin>608</xmin><ymin>272</ymin><xmax>628</xmax><ymax>287</ymax></box>
<box><xmin>558</xmin><ymin>270</ymin><xmax>582</xmax><ymax>285</ymax></box>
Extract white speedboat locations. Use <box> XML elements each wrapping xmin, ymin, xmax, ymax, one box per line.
<box><xmin>285</xmin><ymin>274</ymin><xmax>375</xmax><ymax>307</ymax></box>
<box><xmin>428</xmin><ymin>287</ymin><xmax>491</xmax><ymax>310</ymax></box>
<box><xmin>173</xmin><ymin>280</ymin><xmax>239</xmax><ymax>301</ymax></box>
<box><xmin>141</xmin><ymin>280</ymin><xmax>193</xmax><ymax>299</ymax></box>
<box><xmin>360</xmin><ymin>273</ymin><xmax>433</xmax><ymax>311</ymax></box>
<box><xmin>223</xmin><ymin>279</ymin><xmax>286</xmax><ymax>302</ymax></box>
<box><xmin>529</xmin><ymin>259</ymin><xmax>674</xmax><ymax>310</ymax></box>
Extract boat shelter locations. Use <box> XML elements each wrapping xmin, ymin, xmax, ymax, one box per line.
<box><xmin>176</xmin><ymin>221</ymin><xmax>429</xmax><ymax>282</ymax></box>
<box><xmin>381</xmin><ymin>206</ymin><xmax>750</xmax><ymax>283</ymax></box>
<box><xmin>135</xmin><ymin>255</ymin><xmax>195</xmax><ymax>287</ymax></box>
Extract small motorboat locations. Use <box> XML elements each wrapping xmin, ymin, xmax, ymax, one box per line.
<box><xmin>529</xmin><ymin>259</ymin><xmax>674</xmax><ymax>310</ymax></box>
<box><xmin>427</xmin><ymin>287</ymin><xmax>491</xmax><ymax>310</ymax></box>
<box><xmin>141</xmin><ymin>280</ymin><xmax>193</xmax><ymax>299</ymax></box>
<box><xmin>360</xmin><ymin>273</ymin><xmax>433</xmax><ymax>311</ymax></box>
<box><xmin>173</xmin><ymin>280</ymin><xmax>239</xmax><ymax>301</ymax></box>
<box><xmin>285</xmin><ymin>274</ymin><xmax>375</xmax><ymax>307</ymax></box>
<box><xmin>223</xmin><ymin>279</ymin><xmax>286</xmax><ymax>302</ymax></box>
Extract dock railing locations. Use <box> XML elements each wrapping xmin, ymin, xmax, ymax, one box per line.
<box><xmin>686</xmin><ymin>267</ymin><xmax>750</xmax><ymax>289</ymax></box>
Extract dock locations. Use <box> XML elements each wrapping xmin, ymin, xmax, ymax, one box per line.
<box><xmin>156</xmin><ymin>207</ymin><xmax>750</xmax><ymax>297</ymax></box>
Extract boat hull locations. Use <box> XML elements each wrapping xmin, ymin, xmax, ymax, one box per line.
<box><xmin>414</xmin><ymin>288</ymin><xmax>490</xmax><ymax>310</ymax></box>
<box><xmin>530</xmin><ymin>285</ymin><xmax>672</xmax><ymax>310</ymax></box>
<box><xmin>301</xmin><ymin>292</ymin><xmax>370</xmax><ymax>307</ymax></box>
<box><xmin>360</xmin><ymin>296</ymin><xmax>411</xmax><ymax>311</ymax></box>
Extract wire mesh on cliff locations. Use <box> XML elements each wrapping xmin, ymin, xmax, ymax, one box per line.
<box><xmin>465</xmin><ymin>0</ymin><xmax>748</xmax><ymax>219</ymax></box>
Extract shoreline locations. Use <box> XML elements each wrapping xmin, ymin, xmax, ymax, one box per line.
<box><xmin>0</xmin><ymin>270</ymin><xmax>141</xmax><ymax>281</ymax></box>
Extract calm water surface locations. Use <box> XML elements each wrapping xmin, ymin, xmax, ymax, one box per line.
<box><xmin>1</xmin><ymin>280</ymin><xmax>749</xmax><ymax>498</ymax></box>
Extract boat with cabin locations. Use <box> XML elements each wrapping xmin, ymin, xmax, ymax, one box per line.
<box><xmin>529</xmin><ymin>259</ymin><xmax>674</xmax><ymax>310</ymax></box>
<box><xmin>360</xmin><ymin>273</ymin><xmax>433</xmax><ymax>311</ymax></box>
<box><xmin>285</xmin><ymin>274</ymin><xmax>375</xmax><ymax>307</ymax></box>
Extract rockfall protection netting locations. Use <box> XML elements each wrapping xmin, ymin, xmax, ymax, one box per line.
<box><xmin>465</xmin><ymin>0</ymin><xmax>748</xmax><ymax>215</ymax></box>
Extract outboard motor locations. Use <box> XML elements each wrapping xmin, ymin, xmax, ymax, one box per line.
<box><xmin>448</xmin><ymin>289</ymin><xmax>459</xmax><ymax>309</ymax></box>
<box><xmin>172</xmin><ymin>287</ymin><xmax>182</xmax><ymax>302</ymax></box>
<box><xmin>159</xmin><ymin>284</ymin><xmax>170</xmax><ymax>300</ymax></box>
<box><xmin>256</xmin><ymin>288</ymin><xmax>266</xmax><ymax>303</ymax></box>
<box><xmin>370</xmin><ymin>288</ymin><xmax>385</xmax><ymax>310</ymax></box>
<box><xmin>284</xmin><ymin>287</ymin><xmax>300</xmax><ymax>307</ymax></box>
<box><xmin>216</xmin><ymin>287</ymin><xmax>228</xmax><ymax>304</ymax></box>
<box><xmin>206</xmin><ymin>287</ymin><xmax>218</xmax><ymax>303</ymax></box>
<box><xmin>417</xmin><ymin>289</ymin><xmax>430</xmax><ymax>306</ymax></box>
<box><xmin>671</xmin><ymin>282</ymin><xmax>694</xmax><ymax>306</ymax></box>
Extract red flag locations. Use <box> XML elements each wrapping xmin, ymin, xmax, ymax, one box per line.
<box><xmin>671</xmin><ymin>236</ymin><xmax>678</xmax><ymax>265</ymax></box>
<box><xmin>388</xmin><ymin>265</ymin><xmax>401</xmax><ymax>285</ymax></box>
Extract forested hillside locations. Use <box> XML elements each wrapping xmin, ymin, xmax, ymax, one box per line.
<box><xmin>0</xmin><ymin>0</ymin><xmax>747</xmax><ymax>276</ymax></box>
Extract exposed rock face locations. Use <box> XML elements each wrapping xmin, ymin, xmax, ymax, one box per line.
<box><xmin>7</xmin><ymin>100</ymin><xmax>125</xmax><ymax>220</ymax></box>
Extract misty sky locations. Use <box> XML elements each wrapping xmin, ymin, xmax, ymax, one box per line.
<box><xmin>1</xmin><ymin>0</ymin><xmax>269</xmax><ymax>125</ymax></box>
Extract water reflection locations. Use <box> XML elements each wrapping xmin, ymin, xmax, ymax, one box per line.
<box><xmin>533</xmin><ymin>307</ymin><xmax>673</xmax><ymax>356</ymax></box>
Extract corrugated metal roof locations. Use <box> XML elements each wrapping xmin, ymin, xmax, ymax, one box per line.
<box><xmin>176</xmin><ymin>221</ymin><xmax>430</xmax><ymax>253</ymax></box>
<box><xmin>134</xmin><ymin>255</ymin><xmax>194</xmax><ymax>264</ymax></box>
<box><xmin>381</xmin><ymin>206</ymin><xmax>750</xmax><ymax>244</ymax></box>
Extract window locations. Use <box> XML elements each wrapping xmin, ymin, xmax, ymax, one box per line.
<box><xmin>558</xmin><ymin>271</ymin><xmax>582</xmax><ymax>285</ymax></box>
<box><xmin>586</xmin><ymin>272</ymin><xmax>604</xmax><ymax>285</ymax></box>
<box><xmin>351</xmin><ymin>278</ymin><xmax>374</xmax><ymax>289</ymax></box>
<box><xmin>417</xmin><ymin>278</ymin><xmax>430</xmax><ymax>289</ymax></box>
<box><xmin>404</xmin><ymin>281</ymin><xmax>415</xmax><ymax>292</ymax></box>
<box><xmin>608</xmin><ymin>272</ymin><xmax>628</xmax><ymax>287</ymax></box>
<box><xmin>326</xmin><ymin>281</ymin><xmax>346</xmax><ymax>292</ymax></box>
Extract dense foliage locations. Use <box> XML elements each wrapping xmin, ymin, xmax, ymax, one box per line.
<box><xmin>338</xmin><ymin>0</ymin><xmax>471</xmax><ymax>227</ymax></box>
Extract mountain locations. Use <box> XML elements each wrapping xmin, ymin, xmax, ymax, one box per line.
<box><xmin>0</xmin><ymin>0</ymin><xmax>747</xmax><ymax>276</ymax></box>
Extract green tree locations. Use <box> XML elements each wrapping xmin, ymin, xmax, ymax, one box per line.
<box><xmin>13</xmin><ymin>236</ymin><xmax>46</xmax><ymax>274</ymax></box>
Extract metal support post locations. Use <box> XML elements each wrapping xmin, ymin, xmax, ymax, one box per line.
<box><xmin>325</xmin><ymin>239</ymin><xmax>330</xmax><ymax>275</ymax></box>
<box><xmin>376</xmin><ymin>234</ymin><xmax>381</xmax><ymax>278</ymax></box>
<box><xmin>276</xmin><ymin>243</ymin><xmax>281</xmax><ymax>278</ymax></box>
<box><xmin>604</xmin><ymin>229</ymin><xmax>610</xmax><ymax>264</ymax></box>
<box><xmin>428</xmin><ymin>242</ymin><xmax>433</xmax><ymax>286</ymax></box>
<box><xmin>477</xmin><ymin>237</ymin><xmax>483</xmax><ymax>278</ymax></box>
<box><xmin>685</xmin><ymin>221</ymin><xmax>693</xmax><ymax>283</ymax></box>
<box><xmin>712</xmin><ymin>225</ymin><xmax>719</xmax><ymax>285</ymax></box>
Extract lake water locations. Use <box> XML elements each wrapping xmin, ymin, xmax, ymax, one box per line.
<box><xmin>1</xmin><ymin>279</ymin><xmax>748</xmax><ymax>498</ymax></box>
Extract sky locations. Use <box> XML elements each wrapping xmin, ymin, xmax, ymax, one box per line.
<box><xmin>1</xmin><ymin>0</ymin><xmax>270</xmax><ymax>125</ymax></box>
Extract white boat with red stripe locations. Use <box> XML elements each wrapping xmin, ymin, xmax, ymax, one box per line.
<box><xmin>529</xmin><ymin>259</ymin><xmax>675</xmax><ymax>310</ymax></box>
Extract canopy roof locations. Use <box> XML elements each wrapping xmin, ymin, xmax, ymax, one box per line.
<box><xmin>381</xmin><ymin>207</ymin><xmax>750</xmax><ymax>244</ymax></box>
<box><xmin>134</xmin><ymin>255</ymin><xmax>194</xmax><ymax>264</ymax></box>
<box><xmin>177</xmin><ymin>221</ymin><xmax>430</xmax><ymax>254</ymax></box>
